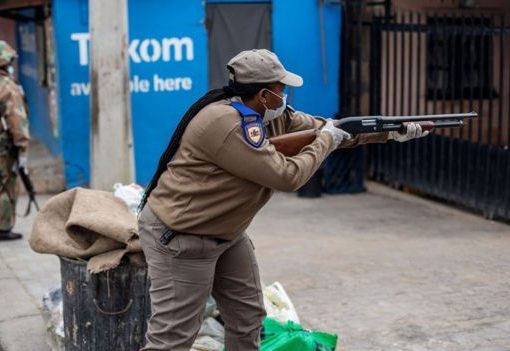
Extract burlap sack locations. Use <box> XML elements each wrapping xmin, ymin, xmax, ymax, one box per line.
<box><xmin>29</xmin><ymin>187</ymin><xmax>142</xmax><ymax>273</ymax></box>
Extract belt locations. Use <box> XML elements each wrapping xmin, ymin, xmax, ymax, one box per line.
<box><xmin>160</xmin><ymin>227</ymin><xmax>230</xmax><ymax>245</ymax></box>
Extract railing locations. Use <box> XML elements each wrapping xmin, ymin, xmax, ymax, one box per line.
<box><xmin>365</xmin><ymin>11</ymin><xmax>510</xmax><ymax>220</ymax></box>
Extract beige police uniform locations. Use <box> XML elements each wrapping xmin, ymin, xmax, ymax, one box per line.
<box><xmin>139</xmin><ymin>93</ymin><xmax>388</xmax><ymax>350</ymax></box>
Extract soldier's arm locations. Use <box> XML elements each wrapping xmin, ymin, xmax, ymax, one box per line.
<box><xmin>4</xmin><ymin>88</ymin><xmax>30</xmax><ymax>153</ymax></box>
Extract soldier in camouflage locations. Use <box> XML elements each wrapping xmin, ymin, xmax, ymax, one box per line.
<box><xmin>0</xmin><ymin>41</ymin><xmax>30</xmax><ymax>241</ymax></box>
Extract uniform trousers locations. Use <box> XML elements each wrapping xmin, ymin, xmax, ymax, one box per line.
<box><xmin>0</xmin><ymin>153</ymin><xmax>17</xmax><ymax>231</ymax></box>
<box><xmin>138</xmin><ymin>205</ymin><xmax>266</xmax><ymax>351</ymax></box>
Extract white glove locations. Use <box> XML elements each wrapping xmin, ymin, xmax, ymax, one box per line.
<box><xmin>321</xmin><ymin>119</ymin><xmax>352</xmax><ymax>147</ymax></box>
<box><xmin>18</xmin><ymin>154</ymin><xmax>28</xmax><ymax>172</ymax></box>
<box><xmin>389</xmin><ymin>122</ymin><xmax>429</xmax><ymax>142</ymax></box>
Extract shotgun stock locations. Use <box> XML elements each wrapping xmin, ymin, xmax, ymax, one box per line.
<box><xmin>269</xmin><ymin>129</ymin><xmax>317</xmax><ymax>158</ymax></box>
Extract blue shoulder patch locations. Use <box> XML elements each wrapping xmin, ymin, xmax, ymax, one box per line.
<box><xmin>230</xmin><ymin>101</ymin><xmax>265</xmax><ymax>148</ymax></box>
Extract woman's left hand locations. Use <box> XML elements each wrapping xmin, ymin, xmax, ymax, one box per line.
<box><xmin>389</xmin><ymin>122</ymin><xmax>430</xmax><ymax>142</ymax></box>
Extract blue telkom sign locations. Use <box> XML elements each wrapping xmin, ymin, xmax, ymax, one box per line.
<box><xmin>52</xmin><ymin>0</ymin><xmax>207</xmax><ymax>187</ymax></box>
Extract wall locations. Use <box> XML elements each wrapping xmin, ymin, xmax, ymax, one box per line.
<box><xmin>52</xmin><ymin>0</ymin><xmax>208</xmax><ymax>188</ymax></box>
<box><xmin>0</xmin><ymin>18</ymin><xmax>17</xmax><ymax>52</ymax></box>
<box><xmin>16</xmin><ymin>15</ymin><xmax>59</xmax><ymax>155</ymax></box>
<box><xmin>393</xmin><ymin>0</ymin><xmax>510</xmax><ymax>13</ymax></box>
<box><xmin>273</xmin><ymin>0</ymin><xmax>341</xmax><ymax>118</ymax></box>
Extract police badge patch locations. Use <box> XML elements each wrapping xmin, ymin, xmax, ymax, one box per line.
<box><xmin>230</xmin><ymin>101</ymin><xmax>266</xmax><ymax>148</ymax></box>
<box><xmin>243</xmin><ymin>120</ymin><xmax>264</xmax><ymax>148</ymax></box>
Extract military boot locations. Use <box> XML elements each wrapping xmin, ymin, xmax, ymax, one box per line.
<box><xmin>0</xmin><ymin>230</ymin><xmax>22</xmax><ymax>240</ymax></box>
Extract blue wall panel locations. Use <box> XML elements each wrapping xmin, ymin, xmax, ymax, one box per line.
<box><xmin>17</xmin><ymin>18</ymin><xmax>61</xmax><ymax>156</ymax></box>
<box><xmin>273</xmin><ymin>0</ymin><xmax>341</xmax><ymax>118</ymax></box>
<box><xmin>53</xmin><ymin>0</ymin><xmax>89</xmax><ymax>187</ymax></box>
<box><xmin>53</xmin><ymin>0</ymin><xmax>208</xmax><ymax>188</ymax></box>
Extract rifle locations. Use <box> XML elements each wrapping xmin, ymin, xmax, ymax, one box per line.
<box><xmin>16</xmin><ymin>162</ymin><xmax>39</xmax><ymax>214</ymax></box>
<box><xmin>269</xmin><ymin>112</ymin><xmax>478</xmax><ymax>157</ymax></box>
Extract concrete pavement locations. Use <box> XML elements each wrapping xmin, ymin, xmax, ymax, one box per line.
<box><xmin>252</xmin><ymin>183</ymin><xmax>510</xmax><ymax>351</ymax></box>
<box><xmin>0</xmin><ymin>194</ymin><xmax>56</xmax><ymax>351</ymax></box>
<box><xmin>0</xmin><ymin>184</ymin><xmax>509</xmax><ymax>350</ymax></box>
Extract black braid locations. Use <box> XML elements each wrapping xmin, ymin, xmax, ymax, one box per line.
<box><xmin>138</xmin><ymin>80</ymin><xmax>271</xmax><ymax>212</ymax></box>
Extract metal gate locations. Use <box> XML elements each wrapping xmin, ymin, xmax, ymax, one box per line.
<box><xmin>363</xmin><ymin>10</ymin><xmax>510</xmax><ymax>220</ymax></box>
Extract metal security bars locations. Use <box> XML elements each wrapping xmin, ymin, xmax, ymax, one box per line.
<box><xmin>365</xmin><ymin>11</ymin><xmax>510</xmax><ymax>221</ymax></box>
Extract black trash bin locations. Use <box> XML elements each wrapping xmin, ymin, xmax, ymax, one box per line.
<box><xmin>60</xmin><ymin>256</ymin><xmax>151</xmax><ymax>351</ymax></box>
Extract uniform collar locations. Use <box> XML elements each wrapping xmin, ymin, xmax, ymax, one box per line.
<box><xmin>229</xmin><ymin>96</ymin><xmax>242</xmax><ymax>103</ymax></box>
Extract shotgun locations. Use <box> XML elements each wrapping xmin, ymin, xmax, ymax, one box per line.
<box><xmin>269</xmin><ymin>112</ymin><xmax>477</xmax><ymax>157</ymax></box>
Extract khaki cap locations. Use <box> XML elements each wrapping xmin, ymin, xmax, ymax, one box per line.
<box><xmin>227</xmin><ymin>49</ymin><xmax>303</xmax><ymax>87</ymax></box>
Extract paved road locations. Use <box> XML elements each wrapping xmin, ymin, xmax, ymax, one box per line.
<box><xmin>251</xmin><ymin>183</ymin><xmax>510</xmax><ymax>351</ymax></box>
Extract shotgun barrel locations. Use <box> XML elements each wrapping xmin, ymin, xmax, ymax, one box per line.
<box><xmin>336</xmin><ymin>111</ymin><xmax>477</xmax><ymax>135</ymax></box>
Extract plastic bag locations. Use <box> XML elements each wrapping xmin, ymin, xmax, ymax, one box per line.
<box><xmin>113</xmin><ymin>183</ymin><xmax>145</xmax><ymax>214</ymax></box>
<box><xmin>204</xmin><ymin>295</ymin><xmax>219</xmax><ymax>318</ymax></box>
<box><xmin>261</xmin><ymin>318</ymin><xmax>337</xmax><ymax>351</ymax></box>
<box><xmin>41</xmin><ymin>286</ymin><xmax>64</xmax><ymax>350</ymax></box>
<box><xmin>190</xmin><ymin>317</ymin><xmax>225</xmax><ymax>351</ymax></box>
<box><xmin>191</xmin><ymin>336</ymin><xmax>223</xmax><ymax>351</ymax></box>
<box><xmin>263</xmin><ymin>281</ymin><xmax>300</xmax><ymax>324</ymax></box>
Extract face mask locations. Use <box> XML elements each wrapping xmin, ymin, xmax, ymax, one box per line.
<box><xmin>262</xmin><ymin>89</ymin><xmax>287</xmax><ymax>124</ymax></box>
<box><xmin>6</xmin><ymin>66</ymin><xmax>14</xmax><ymax>76</ymax></box>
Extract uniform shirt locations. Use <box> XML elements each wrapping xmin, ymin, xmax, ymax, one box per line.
<box><xmin>0</xmin><ymin>71</ymin><xmax>30</xmax><ymax>152</ymax></box>
<box><xmin>148</xmin><ymin>97</ymin><xmax>388</xmax><ymax>240</ymax></box>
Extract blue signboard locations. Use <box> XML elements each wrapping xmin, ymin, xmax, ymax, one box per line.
<box><xmin>53</xmin><ymin>0</ymin><xmax>207</xmax><ymax>187</ymax></box>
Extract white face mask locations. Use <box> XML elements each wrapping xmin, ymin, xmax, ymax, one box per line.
<box><xmin>262</xmin><ymin>89</ymin><xmax>287</xmax><ymax>124</ymax></box>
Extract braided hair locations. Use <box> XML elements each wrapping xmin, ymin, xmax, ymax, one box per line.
<box><xmin>139</xmin><ymin>79</ymin><xmax>271</xmax><ymax>212</ymax></box>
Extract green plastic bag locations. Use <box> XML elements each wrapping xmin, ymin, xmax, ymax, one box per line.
<box><xmin>260</xmin><ymin>318</ymin><xmax>338</xmax><ymax>351</ymax></box>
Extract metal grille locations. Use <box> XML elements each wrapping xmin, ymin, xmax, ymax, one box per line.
<box><xmin>365</xmin><ymin>11</ymin><xmax>510</xmax><ymax>220</ymax></box>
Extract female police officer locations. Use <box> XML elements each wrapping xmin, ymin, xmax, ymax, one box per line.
<box><xmin>138</xmin><ymin>49</ymin><xmax>427</xmax><ymax>351</ymax></box>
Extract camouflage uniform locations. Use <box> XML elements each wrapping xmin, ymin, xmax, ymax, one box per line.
<box><xmin>0</xmin><ymin>41</ymin><xmax>30</xmax><ymax>233</ymax></box>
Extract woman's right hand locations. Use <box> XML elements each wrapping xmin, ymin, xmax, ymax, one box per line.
<box><xmin>320</xmin><ymin>119</ymin><xmax>352</xmax><ymax>147</ymax></box>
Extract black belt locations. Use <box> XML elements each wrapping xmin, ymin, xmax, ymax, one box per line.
<box><xmin>160</xmin><ymin>228</ymin><xmax>229</xmax><ymax>245</ymax></box>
